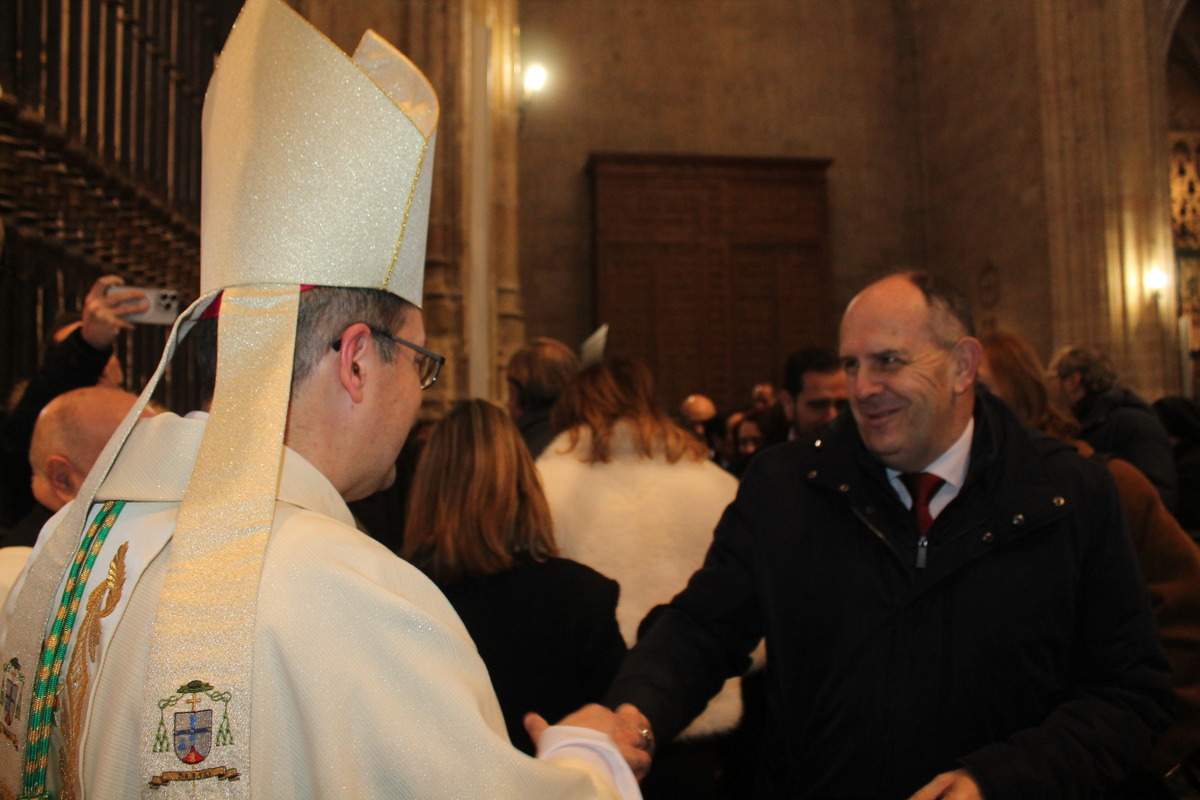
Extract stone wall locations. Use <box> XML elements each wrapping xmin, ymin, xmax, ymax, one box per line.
<box><xmin>907</xmin><ymin>1</ymin><xmax>1052</xmax><ymax>352</ymax></box>
<box><xmin>907</xmin><ymin>0</ymin><xmax>1183</xmax><ymax>397</ymax></box>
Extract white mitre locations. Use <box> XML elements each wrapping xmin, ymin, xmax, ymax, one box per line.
<box><xmin>200</xmin><ymin>0</ymin><xmax>437</xmax><ymax>304</ymax></box>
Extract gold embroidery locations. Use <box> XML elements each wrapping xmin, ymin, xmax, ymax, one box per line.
<box><xmin>57</xmin><ymin>542</ymin><xmax>128</xmax><ymax>800</ymax></box>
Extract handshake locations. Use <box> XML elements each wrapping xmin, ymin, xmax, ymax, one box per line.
<box><xmin>525</xmin><ymin>703</ymin><xmax>655</xmax><ymax>782</ymax></box>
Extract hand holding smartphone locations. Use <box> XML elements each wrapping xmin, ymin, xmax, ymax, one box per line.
<box><xmin>105</xmin><ymin>285</ymin><xmax>180</xmax><ymax>325</ymax></box>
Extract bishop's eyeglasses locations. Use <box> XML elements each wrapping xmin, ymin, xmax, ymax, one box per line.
<box><xmin>331</xmin><ymin>326</ymin><xmax>445</xmax><ymax>390</ymax></box>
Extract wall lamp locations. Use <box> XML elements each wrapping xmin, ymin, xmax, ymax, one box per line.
<box><xmin>519</xmin><ymin>63</ymin><xmax>548</xmax><ymax>131</ymax></box>
<box><xmin>524</xmin><ymin>64</ymin><xmax>547</xmax><ymax>100</ymax></box>
<box><xmin>1145</xmin><ymin>267</ymin><xmax>1169</xmax><ymax>300</ymax></box>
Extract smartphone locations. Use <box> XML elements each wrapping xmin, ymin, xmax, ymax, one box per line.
<box><xmin>106</xmin><ymin>285</ymin><xmax>181</xmax><ymax>325</ymax></box>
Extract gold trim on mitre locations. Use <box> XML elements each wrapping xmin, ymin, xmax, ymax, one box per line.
<box><xmin>200</xmin><ymin>0</ymin><xmax>439</xmax><ymax>307</ymax></box>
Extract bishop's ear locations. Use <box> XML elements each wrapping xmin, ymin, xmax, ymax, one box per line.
<box><xmin>334</xmin><ymin>323</ymin><xmax>374</xmax><ymax>403</ymax></box>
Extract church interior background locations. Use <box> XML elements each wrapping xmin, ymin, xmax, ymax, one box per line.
<box><xmin>2</xmin><ymin>0</ymin><xmax>1200</xmax><ymax>413</ymax></box>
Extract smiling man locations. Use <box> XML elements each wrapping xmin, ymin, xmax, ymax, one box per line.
<box><xmin>607</xmin><ymin>271</ymin><xmax>1173</xmax><ymax>799</ymax></box>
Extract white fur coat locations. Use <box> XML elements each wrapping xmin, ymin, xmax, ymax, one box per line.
<box><xmin>537</xmin><ymin>424</ymin><xmax>745</xmax><ymax>739</ymax></box>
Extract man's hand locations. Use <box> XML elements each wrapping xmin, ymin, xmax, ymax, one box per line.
<box><xmin>524</xmin><ymin>703</ymin><xmax>654</xmax><ymax>781</ymax></box>
<box><xmin>81</xmin><ymin>276</ymin><xmax>147</xmax><ymax>350</ymax></box>
<box><xmin>907</xmin><ymin>769</ymin><xmax>982</xmax><ymax>800</ymax></box>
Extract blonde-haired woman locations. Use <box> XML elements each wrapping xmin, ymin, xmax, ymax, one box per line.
<box><xmin>403</xmin><ymin>399</ymin><xmax>626</xmax><ymax>754</ymax></box>
<box><xmin>538</xmin><ymin>357</ymin><xmax>744</xmax><ymax>799</ymax></box>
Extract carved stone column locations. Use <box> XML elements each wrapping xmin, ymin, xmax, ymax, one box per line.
<box><xmin>1034</xmin><ymin>0</ymin><xmax>1181</xmax><ymax>396</ymax></box>
<box><xmin>292</xmin><ymin>0</ymin><xmax>525</xmax><ymax>413</ymax></box>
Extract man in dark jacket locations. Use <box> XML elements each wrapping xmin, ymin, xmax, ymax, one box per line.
<box><xmin>607</xmin><ymin>272</ymin><xmax>1174</xmax><ymax>800</ymax></box>
<box><xmin>1049</xmin><ymin>345</ymin><xmax>1177</xmax><ymax>511</ymax></box>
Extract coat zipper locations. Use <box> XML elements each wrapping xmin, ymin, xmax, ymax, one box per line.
<box><xmin>854</xmin><ymin>507</ymin><xmax>929</xmax><ymax>569</ymax></box>
<box><xmin>852</xmin><ymin>506</ymin><xmax>907</xmax><ymax>568</ymax></box>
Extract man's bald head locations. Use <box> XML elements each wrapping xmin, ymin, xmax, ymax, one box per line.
<box><xmin>30</xmin><ymin>386</ymin><xmax>153</xmax><ymax>511</ymax></box>
<box><xmin>680</xmin><ymin>394</ymin><xmax>718</xmax><ymax>424</ymax></box>
<box><xmin>839</xmin><ymin>272</ymin><xmax>982</xmax><ymax>472</ymax></box>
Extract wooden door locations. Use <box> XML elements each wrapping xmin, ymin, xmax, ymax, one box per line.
<box><xmin>590</xmin><ymin>154</ymin><xmax>833</xmax><ymax>412</ymax></box>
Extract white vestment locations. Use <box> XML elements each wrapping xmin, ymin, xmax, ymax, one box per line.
<box><xmin>1</xmin><ymin>413</ymin><xmax>639</xmax><ymax>799</ymax></box>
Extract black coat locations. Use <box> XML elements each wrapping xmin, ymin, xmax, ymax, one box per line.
<box><xmin>1076</xmin><ymin>387</ymin><xmax>1178</xmax><ymax>512</ymax></box>
<box><xmin>515</xmin><ymin>405</ymin><xmax>556</xmax><ymax>460</ymax></box>
<box><xmin>439</xmin><ymin>554</ymin><xmax>627</xmax><ymax>754</ymax></box>
<box><xmin>608</xmin><ymin>393</ymin><xmax>1174</xmax><ymax>800</ymax></box>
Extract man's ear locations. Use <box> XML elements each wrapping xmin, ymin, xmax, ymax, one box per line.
<box><xmin>44</xmin><ymin>454</ymin><xmax>79</xmax><ymax>510</ymax></box>
<box><xmin>334</xmin><ymin>323</ymin><xmax>375</xmax><ymax>404</ymax></box>
<box><xmin>952</xmin><ymin>337</ymin><xmax>984</xmax><ymax>394</ymax></box>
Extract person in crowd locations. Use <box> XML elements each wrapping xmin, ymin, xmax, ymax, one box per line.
<box><xmin>776</xmin><ymin>346</ymin><xmax>847</xmax><ymax>444</ymax></box>
<box><xmin>982</xmin><ymin>331</ymin><xmax>1200</xmax><ymax>797</ymax></box>
<box><xmin>1049</xmin><ymin>345</ymin><xmax>1177</xmax><ymax>510</ymax></box>
<box><xmin>402</xmin><ymin>399</ymin><xmax>627</xmax><ymax>755</ymax></box>
<box><xmin>750</xmin><ymin>383</ymin><xmax>775</xmax><ymax>411</ymax></box>
<box><xmin>728</xmin><ymin>411</ymin><xmax>763</xmax><ymax>476</ymax></box>
<box><xmin>680</xmin><ymin>393</ymin><xmax>719</xmax><ymax>437</ymax></box>
<box><xmin>727</xmin><ymin>405</ymin><xmax>784</xmax><ymax>479</ymax></box>
<box><xmin>721</xmin><ymin>407</ymin><xmax>746</xmax><ymax>466</ymax></box>
<box><xmin>0</xmin><ymin>386</ymin><xmax>154</xmax><ymax>595</ymax></box>
<box><xmin>0</xmin><ymin>1</ymin><xmax>645</xmax><ymax>796</ymax></box>
<box><xmin>679</xmin><ymin>392</ymin><xmax>729</xmax><ymax>469</ymax></box>
<box><xmin>506</xmin><ymin>337</ymin><xmax>580</xmax><ymax>458</ymax></box>
<box><xmin>28</xmin><ymin>387</ymin><xmax>154</xmax><ymax>516</ymax></box>
<box><xmin>8</xmin><ymin>387</ymin><xmax>154</xmax><ymax>542</ymax></box>
<box><xmin>539</xmin><ymin>357</ymin><xmax>745</xmax><ymax>800</ymax></box>
<box><xmin>0</xmin><ymin>275</ymin><xmax>147</xmax><ymax>528</ymax></box>
<box><xmin>1154</xmin><ymin>395</ymin><xmax>1200</xmax><ymax>542</ymax></box>
<box><xmin>606</xmin><ymin>271</ymin><xmax>1173</xmax><ymax>800</ymax></box>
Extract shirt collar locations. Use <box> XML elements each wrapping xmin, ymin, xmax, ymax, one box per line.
<box><xmin>886</xmin><ymin>416</ymin><xmax>974</xmax><ymax>490</ymax></box>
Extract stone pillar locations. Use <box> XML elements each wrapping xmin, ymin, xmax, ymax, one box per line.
<box><xmin>464</xmin><ymin>0</ymin><xmax>526</xmax><ymax>404</ymax></box>
<box><xmin>1034</xmin><ymin>0</ymin><xmax>1181</xmax><ymax>396</ymax></box>
<box><xmin>291</xmin><ymin>0</ymin><xmax>525</xmax><ymax>414</ymax></box>
<box><xmin>481</xmin><ymin>0</ymin><xmax>527</xmax><ymax>400</ymax></box>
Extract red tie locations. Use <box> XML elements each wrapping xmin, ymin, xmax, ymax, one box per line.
<box><xmin>900</xmin><ymin>472</ymin><xmax>946</xmax><ymax>537</ymax></box>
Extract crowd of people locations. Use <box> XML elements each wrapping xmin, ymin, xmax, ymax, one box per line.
<box><xmin>4</xmin><ymin>266</ymin><xmax>1199</xmax><ymax>799</ymax></box>
<box><xmin>368</xmin><ymin>274</ymin><xmax>1198</xmax><ymax>799</ymax></box>
<box><xmin>1</xmin><ymin>0</ymin><xmax>1200</xmax><ymax>797</ymax></box>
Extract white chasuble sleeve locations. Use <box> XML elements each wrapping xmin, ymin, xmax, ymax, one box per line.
<box><xmin>250</xmin><ymin>507</ymin><xmax>639</xmax><ymax>799</ymax></box>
